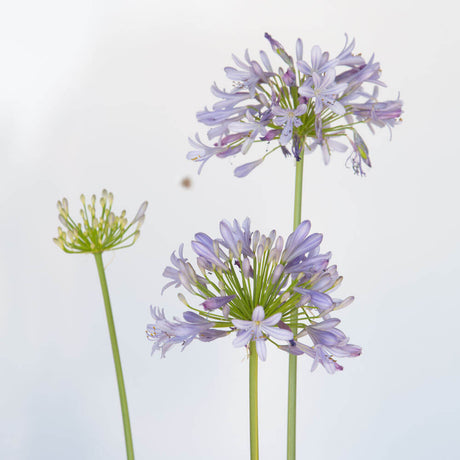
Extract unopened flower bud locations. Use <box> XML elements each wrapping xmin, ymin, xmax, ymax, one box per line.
<box><xmin>197</xmin><ymin>257</ymin><xmax>208</xmax><ymax>276</ymax></box>
<box><xmin>281</xmin><ymin>292</ymin><xmax>291</xmax><ymax>303</ymax></box>
<box><xmin>237</xmin><ymin>240</ymin><xmax>243</xmax><ymax>257</ymax></box>
<box><xmin>132</xmin><ymin>201</ymin><xmax>148</xmax><ymax>224</ymax></box>
<box><xmin>62</xmin><ymin>198</ymin><xmax>69</xmax><ymax>213</ymax></box>
<box><xmin>252</xmin><ymin>230</ymin><xmax>260</xmax><ymax>251</ymax></box>
<box><xmin>178</xmin><ymin>293</ymin><xmax>189</xmax><ymax>306</ymax></box>
<box><xmin>135</xmin><ymin>215</ymin><xmax>145</xmax><ymax>229</ymax></box>
<box><xmin>275</xmin><ymin>236</ymin><xmax>284</xmax><ymax>253</ymax></box>
<box><xmin>271</xmin><ymin>264</ymin><xmax>284</xmax><ymax>285</ymax></box>
<box><xmin>256</xmin><ymin>244</ymin><xmax>264</xmax><ymax>260</ymax></box>
<box><xmin>242</xmin><ymin>258</ymin><xmax>253</xmax><ymax>278</ymax></box>
<box><xmin>59</xmin><ymin>215</ymin><xmax>68</xmax><ymax>229</ymax></box>
<box><xmin>53</xmin><ymin>238</ymin><xmax>63</xmax><ymax>249</ymax></box>
<box><xmin>333</xmin><ymin>296</ymin><xmax>354</xmax><ymax>311</ymax></box>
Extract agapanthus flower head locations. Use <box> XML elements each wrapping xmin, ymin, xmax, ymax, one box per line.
<box><xmin>54</xmin><ymin>189</ymin><xmax>148</xmax><ymax>254</ymax></box>
<box><xmin>189</xmin><ymin>33</ymin><xmax>402</xmax><ymax>177</ymax></box>
<box><xmin>147</xmin><ymin>218</ymin><xmax>361</xmax><ymax>372</ymax></box>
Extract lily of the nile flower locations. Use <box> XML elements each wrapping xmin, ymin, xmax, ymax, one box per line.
<box><xmin>162</xmin><ymin>243</ymin><xmax>208</xmax><ymax>295</ymax></box>
<box><xmin>147</xmin><ymin>218</ymin><xmax>361</xmax><ymax>371</ymax></box>
<box><xmin>229</xmin><ymin>110</ymin><xmax>268</xmax><ymax>154</ymax></box>
<box><xmin>298</xmin><ymin>70</ymin><xmax>347</xmax><ymax>116</ymax></box>
<box><xmin>53</xmin><ymin>190</ymin><xmax>147</xmax><ymax>254</ymax></box>
<box><xmin>189</xmin><ymin>33</ymin><xmax>402</xmax><ymax>176</ymax></box>
<box><xmin>233</xmin><ymin>306</ymin><xmax>293</xmax><ymax>361</ymax></box>
<box><xmin>54</xmin><ymin>190</ymin><xmax>147</xmax><ymax>460</ymax></box>
<box><xmin>350</xmin><ymin>87</ymin><xmax>403</xmax><ymax>134</ymax></box>
<box><xmin>147</xmin><ymin>307</ymin><xmax>226</xmax><ymax>357</ymax></box>
<box><xmin>280</xmin><ymin>319</ymin><xmax>361</xmax><ymax>374</ymax></box>
<box><xmin>272</xmin><ymin>104</ymin><xmax>307</xmax><ymax>145</ymax></box>
<box><xmin>187</xmin><ymin>133</ymin><xmax>242</xmax><ymax>173</ymax></box>
<box><xmin>297</xmin><ymin>45</ymin><xmax>341</xmax><ymax>87</ymax></box>
<box><xmin>225</xmin><ymin>49</ymin><xmax>273</xmax><ymax>97</ymax></box>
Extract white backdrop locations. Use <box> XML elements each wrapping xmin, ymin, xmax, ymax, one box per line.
<box><xmin>1</xmin><ymin>1</ymin><xmax>459</xmax><ymax>459</ymax></box>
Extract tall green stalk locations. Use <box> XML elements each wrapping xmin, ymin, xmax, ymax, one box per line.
<box><xmin>287</xmin><ymin>151</ymin><xmax>305</xmax><ymax>460</ymax></box>
<box><xmin>249</xmin><ymin>341</ymin><xmax>259</xmax><ymax>460</ymax></box>
<box><xmin>94</xmin><ymin>252</ymin><xmax>135</xmax><ymax>460</ymax></box>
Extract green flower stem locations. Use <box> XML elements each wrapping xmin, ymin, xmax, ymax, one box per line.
<box><xmin>287</xmin><ymin>151</ymin><xmax>305</xmax><ymax>460</ymax></box>
<box><xmin>249</xmin><ymin>341</ymin><xmax>259</xmax><ymax>460</ymax></box>
<box><xmin>94</xmin><ymin>252</ymin><xmax>134</xmax><ymax>460</ymax></box>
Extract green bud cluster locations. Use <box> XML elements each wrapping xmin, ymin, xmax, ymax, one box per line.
<box><xmin>53</xmin><ymin>189</ymin><xmax>148</xmax><ymax>254</ymax></box>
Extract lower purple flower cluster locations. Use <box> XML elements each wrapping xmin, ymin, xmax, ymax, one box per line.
<box><xmin>147</xmin><ymin>219</ymin><xmax>361</xmax><ymax>373</ymax></box>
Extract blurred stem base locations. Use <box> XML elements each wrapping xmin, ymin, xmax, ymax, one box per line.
<box><xmin>249</xmin><ymin>341</ymin><xmax>259</xmax><ymax>460</ymax></box>
<box><xmin>94</xmin><ymin>252</ymin><xmax>135</xmax><ymax>460</ymax></box>
<box><xmin>287</xmin><ymin>152</ymin><xmax>304</xmax><ymax>460</ymax></box>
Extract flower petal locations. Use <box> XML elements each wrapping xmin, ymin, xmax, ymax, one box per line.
<box><xmin>256</xmin><ymin>339</ymin><xmax>267</xmax><ymax>361</ymax></box>
<box><xmin>234</xmin><ymin>158</ymin><xmax>265</xmax><ymax>177</ymax></box>
<box><xmin>262</xmin><ymin>325</ymin><xmax>293</xmax><ymax>341</ymax></box>
<box><xmin>252</xmin><ymin>306</ymin><xmax>266</xmax><ymax>322</ymax></box>
<box><xmin>232</xmin><ymin>327</ymin><xmax>254</xmax><ymax>347</ymax></box>
<box><xmin>261</xmin><ymin>312</ymin><xmax>282</xmax><ymax>326</ymax></box>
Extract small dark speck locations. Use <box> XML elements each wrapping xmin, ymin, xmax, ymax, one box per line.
<box><xmin>181</xmin><ymin>177</ymin><xmax>192</xmax><ymax>188</ymax></box>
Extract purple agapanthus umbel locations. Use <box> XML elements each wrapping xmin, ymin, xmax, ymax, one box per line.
<box><xmin>147</xmin><ymin>219</ymin><xmax>361</xmax><ymax>371</ymax></box>
<box><xmin>189</xmin><ymin>33</ymin><xmax>402</xmax><ymax>177</ymax></box>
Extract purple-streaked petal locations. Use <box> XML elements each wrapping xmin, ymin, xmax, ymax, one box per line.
<box><xmin>295</xmin><ymin>288</ymin><xmax>333</xmax><ymax>309</ymax></box>
<box><xmin>260</xmin><ymin>129</ymin><xmax>280</xmax><ymax>141</ymax></box>
<box><xmin>280</xmin><ymin>119</ymin><xmax>294</xmax><ymax>145</ymax></box>
<box><xmin>202</xmin><ymin>295</ymin><xmax>236</xmax><ymax>311</ymax></box>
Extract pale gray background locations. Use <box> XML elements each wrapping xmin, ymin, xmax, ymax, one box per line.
<box><xmin>1</xmin><ymin>0</ymin><xmax>459</xmax><ymax>459</ymax></box>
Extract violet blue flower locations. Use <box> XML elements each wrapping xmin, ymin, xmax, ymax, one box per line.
<box><xmin>299</xmin><ymin>70</ymin><xmax>348</xmax><ymax>115</ymax></box>
<box><xmin>232</xmin><ymin>306</ymin><xmax>293</xmax><ymax>361</ymax></box>
<box><xmin>146</xmin><ymin>307</ymin><xmax>218</xmax><ymax>357</ymax></box>
<box><xmin>272</xmin><ymin>104</ymin><xmax>308</xmax><ymax>145</ymax></box>
<box><xmin>189</xmin><ymin>33</ymin><xmax>402</xmax><ymax>176</ymax></box>
<box><xmin>148</xmin><ymin>218</ymin><xmax>360</xmax><ymax>370</ymax></box>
